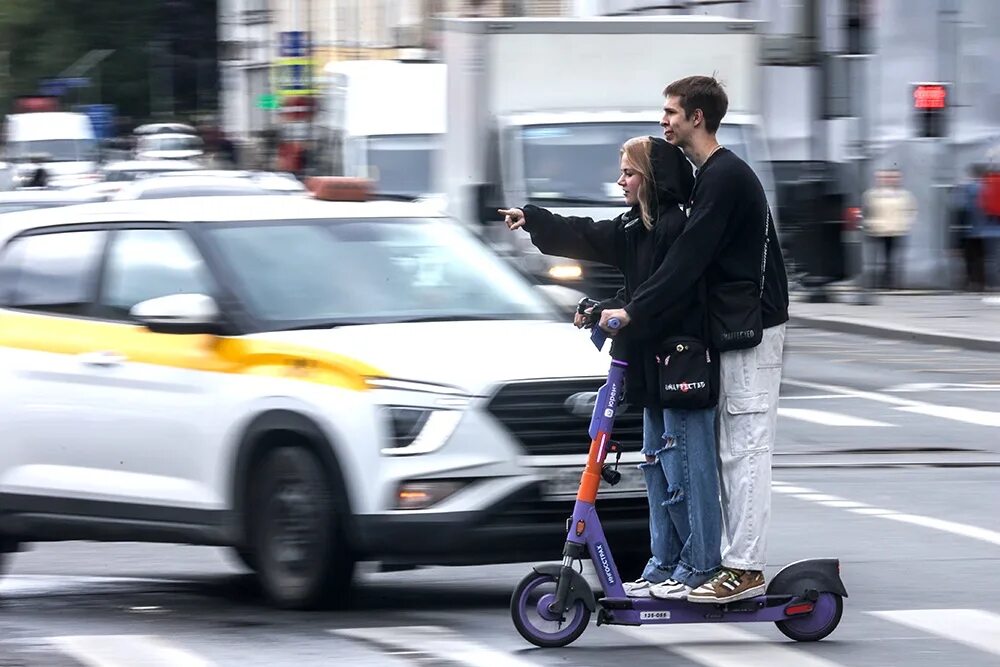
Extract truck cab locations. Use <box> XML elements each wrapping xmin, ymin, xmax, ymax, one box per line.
<box><xmin>2</xmin><ymin>112</ymin><xmax>100</xmax><ymax>188</ymax></box>
<box><xmin>317</xmin><ymin>60</ymin><xmax>446</xmax><ymax>200</ymax></box>
<box><xmin>440</xmin><ymin>16</ymin><xmax>778</xmax><ymax>300</ymax></box>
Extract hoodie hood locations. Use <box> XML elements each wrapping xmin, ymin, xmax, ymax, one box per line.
<box><xmin>647</xmin><ymin>136</ymin><xmax>695</xmax><ymax>214</ymax></box>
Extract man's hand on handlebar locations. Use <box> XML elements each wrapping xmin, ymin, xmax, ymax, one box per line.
<box><xmin>599</xmin><ymin>308</ymin><xmax>631</xmax><ymax>336</ymax></box>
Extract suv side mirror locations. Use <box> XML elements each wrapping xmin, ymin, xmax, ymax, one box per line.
<box><xmin>130</xmin><ymin>293</ymin><xmax>221</xmax><ymax>335</ymax></box>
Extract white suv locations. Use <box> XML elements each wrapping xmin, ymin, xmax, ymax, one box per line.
<box><xmin>0</xmin><ymin>194</ymin><xmax>649</xmax><ymax>608</ymax></box>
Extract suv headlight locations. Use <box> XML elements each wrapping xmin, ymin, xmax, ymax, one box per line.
<box><xmin>381</xmin><ymin>406</ymin><xmax>463</xmax><ymax>456</ymax></box>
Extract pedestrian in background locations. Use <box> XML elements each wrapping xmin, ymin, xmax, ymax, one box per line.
<box><xmin>862</xmin><ymin>169</ymin><xmax>917</xmax><ymax>290</ymax></box>
<box><xmin>953</xmin><ymin>163</ymin><xmax>989</xmax><ymax>292</ymax></box>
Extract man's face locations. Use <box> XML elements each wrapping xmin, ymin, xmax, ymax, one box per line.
<box><xmin>661</xmin><ymin>95</ymin><xmax>697</xmax><ymax>148</ymax></box>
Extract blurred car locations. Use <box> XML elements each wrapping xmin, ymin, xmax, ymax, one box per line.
<box><xmin>0</xmin><ymin>188</ymin><xmax>107</xmax><ymax>215</ymax></box>
<box><xmin>102</xmin><ymin>159</ymin><xmax>202</xmax><ymax>182</ymax></box>
<box><xmin>0</xmin><ymin>162</ymin><xmax>14</xmax><ymax>191</ymax></box>
<box><xmin>110</xmin><ymin>171</ymin><xmax>306</xmax><ymax>200</ymax></box>
<box><xmin>134</xmin><ymin>132</ymin><xmax>205</xmax><ymax>161</ymax></box>
<box><xmin>0</xmin><ymin>187</ymin><xmax>648</xmax><ymax>609</ymax></box>
<box><xmin>133</xmin><ymin>122</ymin><xmax>198</xmax><ymax>136</ymax></box>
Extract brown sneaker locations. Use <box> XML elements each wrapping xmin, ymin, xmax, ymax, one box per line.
<box><xmin>687</xmin><ymin>568</ymin><xmax>765</xmax><ymax>604</ymax></box>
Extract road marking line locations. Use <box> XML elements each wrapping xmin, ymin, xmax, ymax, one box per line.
<box><xmin>790</xmin><ymin>493</ymin><xmax>844</xmax><ymax>502</ymax></box>
<box><xmin>771</xmin><ymin>485</ymin><xmax>817</xmax><ymax>494</ymax></box>
<box><xmin>879</xmin><ymin>513</ymin><xmax>1000</xmax><ymax>547</ymax></box>
<box><xmin>777</xmin><ymin>485</ymin><xmax>1000</xmax><ymax>547</ymax></box>
<box><xmin>818</xmin><ymin>500</ymin><xmax>870</xmax><ymax>508</ymax></box>
<box><xmin>779</xmin><ymin>394</ymin><xmax>858</xmax><ymax>400</ymax></box>
<box><xmin>870</xmin><ymin>609</ymin><xmax>1000</xmax><ymax>657</ymax></box>
<box><xmin>50</xmin><ymin>635</ymin><xmax>216</xmax><ymax>667</ymax></box>
<box><xmin>848</xmin><ymin>507</ymin><xmax>898</xmax><ymax>516</ymax></box>
<box><xmin>778</xmin><ymin>407</ymin><xmax>895</xmax><ymax>427</ymax></box>
<box><xmin>614</xmin><ymin>623</ymin><xmax>846</xmax><ymax>667</ymax></box>
<box><xmin>895</xmin><ymin>404</ymin><xmax>1000</xmax><ymax>427</ymax></box>
<box><xmin>333</xmin><ymin>626</ymin><xmax>537</xmax><ymax>667</ymax></box>
<box><xmin>887</xmin><ymin>382</ymin><xmax>1000</xmax><ymax>393</ymax></box>
<box><xmin>782</xmin><ymin>379</ymin><xmax>1000</xmax><ymax>428</ymax></box>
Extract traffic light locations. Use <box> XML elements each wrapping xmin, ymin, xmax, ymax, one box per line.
<box><xmin>913</xmin><ymin>82</ymin><xmax>948</xmax><ymax>138</ymax></box>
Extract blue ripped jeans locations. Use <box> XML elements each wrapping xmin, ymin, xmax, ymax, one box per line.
<box><xmin>639</xmin><ymin>407</ymin><xmax>722</xmax><ymax>588</ymax></box>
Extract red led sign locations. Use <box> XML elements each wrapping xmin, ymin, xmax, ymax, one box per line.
<box><xmin>913</xmin><ymin>84</ymin><xmax>947</xmax><ymax>110</ymax></box>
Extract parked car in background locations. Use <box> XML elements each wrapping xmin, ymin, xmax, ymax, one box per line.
<box><xmin>135</xmin><ymin>133</ymin><xmax>205</xmax><ymax>161</ymax></box>
<box><xmin>0</xmin><ymin>189</ymin><xmax>107</xmax><ymax>215</ymax></box>
<box><xmin>102</xmin><ymin>159</ymin><xmax>202</xmax><ymax>182</ymax></box>
<box><xmin>111</xmin><ymin>171</ymin><xmax>307</xmax><ymax>201</ymax></box>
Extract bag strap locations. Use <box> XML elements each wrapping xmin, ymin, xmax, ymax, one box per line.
<box><xmin>759</xmin><ymin>204</ymin><xmax>771</xmax><ymax>298</ymax></box>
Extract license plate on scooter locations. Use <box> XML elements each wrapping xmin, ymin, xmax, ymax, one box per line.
<box><xmin>540</xmin><ymin>465</ymin><xmax>646</xmax><ymax>500</ymax></box>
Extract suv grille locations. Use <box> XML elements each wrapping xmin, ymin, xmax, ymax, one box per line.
<box><xmin>486</xmin><ymin>378</ymin><xmax>643</xmax><ymax>456</ymax></box>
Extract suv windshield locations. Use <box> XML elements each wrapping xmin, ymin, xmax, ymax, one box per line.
<box><xmin>204</xmin><ymin>218</ymin><xmax>555</xmax><ymax>329</ymax></box>
<box><xmin>520</xmin><ymin>122</ymin><xmax>748</xmax><ymax>205</ymax></box>
<box><xmin>8</xmin><ymin>138</ymin><xmax>98</xmax><ymax>163</ymax></box>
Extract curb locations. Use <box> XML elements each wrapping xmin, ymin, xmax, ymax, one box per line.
<box><xmin>789</xmin><ymin>315</ymin><xmax>1000</xmax><ymax>353</ymax></box>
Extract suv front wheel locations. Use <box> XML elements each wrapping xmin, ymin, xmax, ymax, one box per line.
<box><xmin>250</xmin><ymin>446</ymin><xmax>355</xmax><ymax>609</ymax></box>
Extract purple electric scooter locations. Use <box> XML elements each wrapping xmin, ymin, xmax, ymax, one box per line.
<box><xmin>510</xmin><ymin>299</ymin><xmax>847</xmax><ymax>648</ymax></box>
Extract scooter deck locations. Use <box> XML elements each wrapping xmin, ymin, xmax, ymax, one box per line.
<box><xmin>596</xmin><ymin>594</ymin><xmax>808</xmax><ymax>625</ymax></box>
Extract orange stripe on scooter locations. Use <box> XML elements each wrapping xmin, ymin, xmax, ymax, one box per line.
<box><xmin>577</xmin><ymin>431</ymin><xmax>608</xmax><ymax>503</ymax></box>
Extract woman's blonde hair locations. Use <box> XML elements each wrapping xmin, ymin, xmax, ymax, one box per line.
<box><xmin>621</xmin><ymin>136</ymin><xmax>655</xmax><ymax>230</ymax></box>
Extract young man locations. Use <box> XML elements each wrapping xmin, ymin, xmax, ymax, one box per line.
<box><xmin>599</xmin><ymin>76</ymin><xmax>789</xmax><ymax>603</ymax></box>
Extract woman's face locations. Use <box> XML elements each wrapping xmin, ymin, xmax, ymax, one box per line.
<box><xmin>618</xmin><ymin>154</ymin><xmax>643</xmax><ymax>207</ymax></box>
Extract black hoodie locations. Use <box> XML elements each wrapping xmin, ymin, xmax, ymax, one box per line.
<box><xmin>520</xmin><ymin>137</ymin><xmax>707</xmax><ymax>408</ymax></box>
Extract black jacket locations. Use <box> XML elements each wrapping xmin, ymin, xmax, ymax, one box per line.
<box><xmin>521</xmin><ymin>137</ymin><xmax>705</xmax><ymax>408</ymax></box>
<box><xmin>623</xmin><ymin>148</ymin><xmax>789</xmax><ymax>331</ymax></box>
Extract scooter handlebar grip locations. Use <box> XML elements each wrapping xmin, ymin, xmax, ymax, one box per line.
<box><xmin>607</xmin><ymin>317</ymin><xmax>621</xmax><ymax>330</ymax></box>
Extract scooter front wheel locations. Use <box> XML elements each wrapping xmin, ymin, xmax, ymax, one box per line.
<box><xmin>775</xmin><ymin>592</ymin><xmax>844</xmax><ymax>642</ymax></box>
<box><xmin>511</xmin><ymin>571</ymin><xmax>591</xmax><ymax>648</ymax></box>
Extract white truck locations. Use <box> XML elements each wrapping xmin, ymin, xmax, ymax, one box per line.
<box><xmin>316</xmin><ymin>59</ymin><xmax>446</xmax><ymax>200</ymax></box>
<box><xmin>440</xmin><ymin>16</ymin><xmax>778</xmax><ymax>298</ymax></box>
<box><xmin>2</xmin><ymin>111</ymin><xmax>99</xmax><ymax>188</ymax></box>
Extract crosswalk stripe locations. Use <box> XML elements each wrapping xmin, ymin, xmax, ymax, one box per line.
<box><xmin>333</xmin><ymin>626</ymin><xmax>537</xmax><ymax>667</ymax></box>
<box><xmin>895</xmin><ymin>404</ymin><xmax>1000</xmax><ymax>427</ymax></box>
<box><xmin>870</xmin><ymin>609</ymin><xmax>1000</xmax><ymax>657</ymax></box>
<box><xmin>49</xmin><ymin>635</ymin><xmax>217</xmax><ymax>667</ymax></box>
<box><xmin>879</xmin><ymin>512</ymin><xmax>1000</xmax><ymax>547</ymax></box>
<box><xmin>782</xmin><ymin>379</ymin><xmax>1000</xmax><ymax>428</ymax></box>
<box><xmin>614</xmin><ymin>623</ymin><xmax>846</xmax><ymax>667</ymax></box>
<box><xmin>778</xmin><ymin>407</ymin><xmax>894</xmax><ymax>427</ymax></box>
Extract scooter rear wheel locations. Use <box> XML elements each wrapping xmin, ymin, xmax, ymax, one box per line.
<box><xmin>511</xmin><ymin>571</ymin><xmax>591</xmax><ymax>648</ymax></box>
<box><xmin>775</xmin><ymin>592</ymin><xmax>844</xmax><ymax>642</ymax></box>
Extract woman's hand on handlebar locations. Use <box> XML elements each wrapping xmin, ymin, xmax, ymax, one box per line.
<box><xmin>599</xmin><ymin>308</ymin><xmax>631</xmax><ymax>336</ymax></box>
<box><xmin>498</xmin><ymin>207</ymin><xmax>526</xmax><ymax>231</ymax></box>
<box><xmin>573</xmin><ymin>308</ymin><xmax>592</xmax><ymax>329</ymax></box>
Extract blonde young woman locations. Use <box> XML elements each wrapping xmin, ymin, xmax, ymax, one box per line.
<box><xmin>500</xmin><ymin>137</ymin><xmax>721</xmax><ymax>599</ymax></box>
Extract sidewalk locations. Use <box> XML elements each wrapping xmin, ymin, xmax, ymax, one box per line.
<box><xmin>789</xmin><ymin>290</ymin><xmax>1000</xmax><ymax>352</ymax></box>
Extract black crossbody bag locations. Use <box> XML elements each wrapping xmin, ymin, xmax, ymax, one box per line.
<box><xmin>708</xmin><ymin>204</ymin><xmax>772</xmax><ymax>352</ymax></box>
<box><xmin>655</xmin><ymin>282</ymin><xmax>719</xmax><ymax>410</ymax></box>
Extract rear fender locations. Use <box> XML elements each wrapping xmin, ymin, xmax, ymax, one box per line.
<box><xmin>766</xmin><ymin>558</ymin><xmax>848</xmax><ymax>598</ymax></box>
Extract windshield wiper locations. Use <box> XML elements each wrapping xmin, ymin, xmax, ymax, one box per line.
<box><xmin>271</xmin><ymin>320</ymin><xmax>371</xmax><ymax>331</ymax></box>
<box><xmin>528</xmin><ymin>195</ymin><xmax>618</xmax><ymax>206</ymax></box>
<box><xmin>372</xmin><ymin>192</ymin><xmax>420</xmax><ymax>202</ymax></box>
<box><xmin>389</xmin><ymin>314</ymin><xmax>532</xmax><ymax>324</ymax></box>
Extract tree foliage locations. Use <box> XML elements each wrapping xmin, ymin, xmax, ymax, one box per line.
<box><xmin>0</xmin><ymin>0</ymin><xmax>217</xmax><ymax>127</ymax></box>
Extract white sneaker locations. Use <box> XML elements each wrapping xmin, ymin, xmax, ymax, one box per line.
<box><xmin>622</xmin><ymin>578</ymin><xmax>653</xmax><ymax>597</ymax></box>
<box><xmin>648</xmin><ymin>579</ymin><xmax>692</xmax><ymax>600</ymax></box>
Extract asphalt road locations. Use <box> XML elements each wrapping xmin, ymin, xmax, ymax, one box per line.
<box><xmin>1</xmin><ymin>326</ymin><xmax>998</xmax><ymax>666</ymax></box>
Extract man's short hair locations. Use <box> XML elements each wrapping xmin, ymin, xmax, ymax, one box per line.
<box><xmin>663</xmin><ymin>76</ymin><xmax>729</xmax><ymax>134</ymax></box>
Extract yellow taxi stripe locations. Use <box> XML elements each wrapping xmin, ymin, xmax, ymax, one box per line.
<box><xmin>0</xmin><ymin>311</ymin><xmax>385</xmax><ymax>391</ymax></box>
